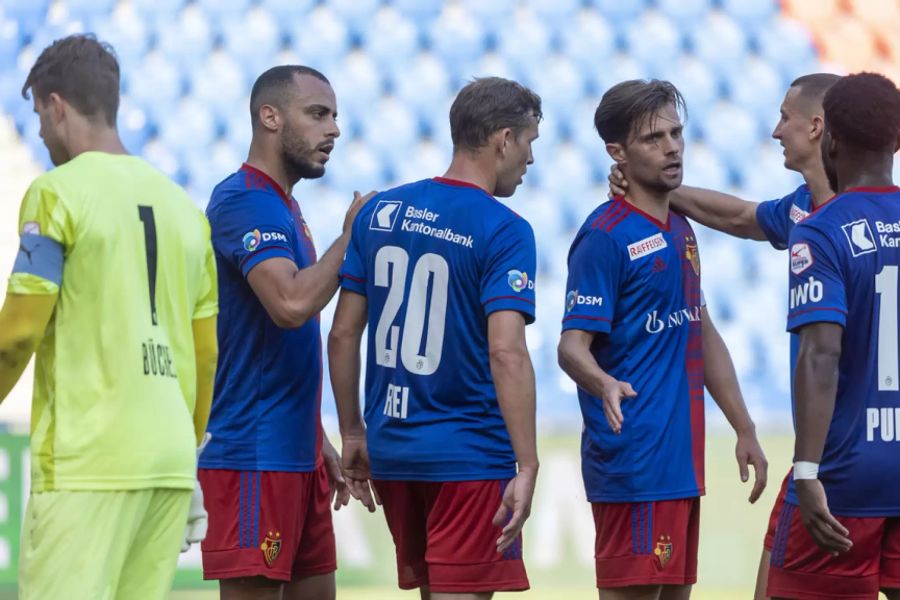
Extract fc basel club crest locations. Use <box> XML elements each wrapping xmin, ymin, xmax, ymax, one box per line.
<box><xmin>261</xmin><ymin>530</ymin><xmax>282</xmax><ymax>567</ymax></box>
<box><xmin>684</xmin><ymin>237</ymin><xmax>700</xmax><ymax>277</ymax></box>
<box><xmin>654</xmin><ymin>535</ymin><xmax>673</xmax><ymax>568</ymax></box>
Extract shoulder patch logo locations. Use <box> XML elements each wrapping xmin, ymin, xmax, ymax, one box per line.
<box><xmin>789</xmin><ymin>204</ymin><xmax>809</xmax><ymax>224</ymax></box>
<box><xmin>841</xmin><ymin>219</ymin><xmax>877</xmax><ymax>257</ymax></box>
<box><xmin>790</xmin><ymin>243</ymin><xmax>814</xmax><ymax>274</ymax></box>
<box><xmin>22</xmin><ymin>221</ymin><xmax>40</xmax><ymax>235</ymax></box>
<box><xmin>370</xmin><ymin>200</ymin><xmax>402</xmax><ymax>232</ymax></box>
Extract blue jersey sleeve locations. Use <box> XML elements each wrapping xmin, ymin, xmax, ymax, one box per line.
<box><xmin>786</xmin><ymin>223</ymin><xmax>847</xmax><ymax>331</ymax></box>
<box><xmin>209</xmin><ymin>191</ymin><xmax>295</xmax><ymax>278</ymax></box>
<box><xmin>756</xmin><ymin>194</ymin><xmax>793</xmax><ymax>250</ymax></box>
<box><xmin>480</xmin><ymin>216</ymin><xmax>537</xmax><ymax>324</ymax></box>
<box><xmin>562</xmin><ymin>229</ymin><xmax>623</xmax><ymax>334</ymax></box>
<box><xmin>339</xmin><ymin>205</ymin><xmax>369</xmax><ymax>296</ymax></box>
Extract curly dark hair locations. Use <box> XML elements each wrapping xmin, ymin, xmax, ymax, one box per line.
<box><xmin>823</xmin><ymin>72</ymin><xmax>900</xmax><ymax>152</ymax></box>
<box><xmin>21</xmin><ymin>34</ymin><xmax>120</xmax><ymax>126</ymax></box>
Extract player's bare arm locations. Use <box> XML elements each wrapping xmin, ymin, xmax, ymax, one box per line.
<box><xmin>328</xmin><ymin>288</ymin><xmax>379</xmax><ymax>513</ymax></box>
<box><xmin>0</xmin><ymin>293</ymin><xmax>57</xmax><ymax>401</ymax></box>
<box><xmin>487</xmin><ymin>310</ymin><xmax>539</xmax><ymax>554</ymax></box>
<box><xmin>608</xmin><ymin>164</ymin><xmax>766</xmax><ymax>240</ymax></box>
<box><xmin>793</xmin><ymin>321</ymin><xmax>852</xmax><ymax>555</ymax></box>
<box><xmin>247</xmin><ymin>190</ymin><xmax>375</xmax><ymax>329</ymax></box>
<box><xmin>700</xmin><ymin>306</ymin><xmax>768</xmax><ymax>502</ymax></box>
<box><xmin>557</xmin><ymin>329</ymin><xmax>637</xmax><ymax>435</ymax></box>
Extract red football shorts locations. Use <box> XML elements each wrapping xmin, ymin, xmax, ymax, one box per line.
<box><xmin>198</xmin><ymin>463</ymin><xmax>336</xmax><ymax>582</ymax></box>
<box><xmin>592</xmin><ymin>497</ymin><xmax>700</xmax><ymax>588</ymax></box>
<box><xmin>372</xmin><ymin>479</ymin><xmax>529</xmax><ymax>593</ymax></box>
<box><xmin>767</xmin><ymin>500</ymin><xmax>900</xmax><ymax>599</ymax></box>
<box><xmin>764</xmin><ymin>471</ymin><xmax>791</xmax><ymax>551</ymax></box>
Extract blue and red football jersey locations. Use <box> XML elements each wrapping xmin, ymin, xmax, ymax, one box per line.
<box><xmin>756</xmin><ymin>184</ymin><xmax>814</xmax><ymax>250</ymax></box>
<box><xmin>562</xmin><ymin>196</ymin><xmax>705</xmax><ymax>503</ymax></box>
<box><xmin>785</xmin><ymin>186</ymin><xmax>900</xmax><ymax>517</ymax></box>
<box><xmin>200</xmin><ymin>164</ymin><xmax>323</xmax><ymax>472</ymax></box>
<box><xmin>339</xmin><ymin>177</ymin><xmax>537</xmax><ymax>481</ymax></box>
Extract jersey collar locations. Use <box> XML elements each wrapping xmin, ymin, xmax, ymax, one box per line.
<box><xmin>240</xmin><ymin>163</ymin><xmax>293</xmax><ymax>207</ymax></box>
<box><xmin>812</xmin><ymin>185</ymin><xmax>900</xmax><ymax>214</ymax></box>
<box><xmin>613</xmin><ymin>195</ymin><xmax>670</xmax><ymax>231</ymax></box>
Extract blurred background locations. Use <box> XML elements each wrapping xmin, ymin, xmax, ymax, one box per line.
<box><xmin>0</xmin><ymin>0</ymin><xmax>898</xmax><ymax>597</ymax></box>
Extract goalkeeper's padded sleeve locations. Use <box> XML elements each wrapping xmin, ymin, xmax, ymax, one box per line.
<box><xmin>0</xmin><ymin>292</ymin><xmax>57</xmax><ymax>401</ymax></box>
<box><xmin>191</xmin><ymin>315</ymin><xmax>218</xmax><ymax>446</ymax></box>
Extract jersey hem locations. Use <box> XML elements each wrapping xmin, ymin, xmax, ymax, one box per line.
<box><xmin>371</xmin><ymin>469</ymin><xmax>517</xmax><ymax>482</ymax></box>
<box><xmin>197</xmin><ymin>460</ymin><xmax>318</xmax><ymax>472</ymax></box>
<box><xmin>586</xmin><ymin>487</ymin><xmax>705</xmax><ymax>503</ymax></box>
<box><xmin>782</xmin><ymin>496</ymin><xmax>900</xmax><ymax>517</ymax></box>
<box><xmin>31</xmin><ymin>475</ymin><xmax>194</xmax><ymax>492</ymax></box>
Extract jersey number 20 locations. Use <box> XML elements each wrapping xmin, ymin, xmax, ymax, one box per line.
<box><xmin>374</xmin><ymin>246</ymin><xmax>448</xmax><ymax>375</ymax></box>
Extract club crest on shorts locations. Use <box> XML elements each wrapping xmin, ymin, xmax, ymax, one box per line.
<box><xmin>684</xmin><ymin>237</ymin><xmax>700</xmax><ymax>277</ymax></box>
<box><xmin>654</xmin><ymin>534</ymin><xmax>673</xmax><ymax>568</ymax></box>
<box><xmin>261</xmin><ymin>530</ymin><xmax>282</xmax><ymax>566</ymax></box>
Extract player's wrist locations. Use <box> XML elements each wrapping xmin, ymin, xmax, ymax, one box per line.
<box><xmin>793</xmin><ymin>461</ymin><xmax>819</xmax><ymax>480</ymax></box>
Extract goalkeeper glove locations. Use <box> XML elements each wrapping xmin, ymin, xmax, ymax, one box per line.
<box><xmin>181</xmin><ymin>432</ymin><xmax>211</xmax><ymax>553</ymax></box>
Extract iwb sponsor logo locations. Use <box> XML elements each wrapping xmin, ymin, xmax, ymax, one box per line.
<box><xmin>645</xmin><ymin>305</ymin><xmax>702</xmax><ymax>334</ymax></box>
<box><xmin>370</xmin><ymin>200</ymin><xmax>402</xmax><ymax>231</ymax></box>
<box><xmin>866</xmin><ymin>408</ymin><xmax>900</xmax><ymax>441</ymax></box>
<box><xmin>841</xmin><ymin>219</ymin><xmax>877</xmax><ymax>257</ymax></box>
<box><xmin>790</xmin><ymin>243</ymin><xmax>813</xmax><ymax>275</ymax></box>
<box><xmin>628</xmin><ymin>233</ymin><xmax>667</xmax><ymax>261</ymax></box>
<box><xmin>789</xmin><ymin>276</ymin><xmax>823</xmax><ymax>309</ymax></box>
<box><xmin>789</xmin><ymin>204</ymin><xmax>809</xmax><ymax>224</ymax></box>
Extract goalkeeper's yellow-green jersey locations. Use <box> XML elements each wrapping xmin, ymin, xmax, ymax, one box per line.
<box><xmin>9</xmin><ymin>152</ymin><xmax>218</xmax><ymax>492</ymax></box>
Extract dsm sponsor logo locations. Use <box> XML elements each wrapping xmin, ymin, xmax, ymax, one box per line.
<box><xmin>565</xmin><ymin>289</ymin><xmax>603</xmax><ymax>312</ymax></box>
<box><xmin>507</xmin><ymin>270</ymin><xmax>534</xmax><ymax>292</ymax></box>
<box><xmin>789</xmin><ymin>276</ymin><xmax>823</xmax><ymax>309</ymax></box>
<box><xmin>645</xmin><ymin>305</ymin><xmax>702</xmax><ymax>334</ymax></box>
<box><xmin>243</xmin><ymin>229</ymin><xmax>288</xmax><ymax>252</ymax></box>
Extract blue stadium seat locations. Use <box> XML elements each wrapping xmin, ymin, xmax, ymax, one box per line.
<box><xmin>428</xmin><ymin>7</ymin><xmax>487</xmax><ymax>70</ymax></box>
<box><xmin>688</xmin><ymin>12</ymin><xmax>749</xmax><ymax>77</ymax></box>
<box><xmin>568</xmin><ymin>100</ymin><xmax>609</xmax><ymax>173</ymax></box>
<box><xmin>657</xmin><ymin>0</ymin><xmax>712</xmax><ymax>31</ymax></box>
<box><xmin>529</xmin><ymin>55</ymin><xmax>584</xmax><ymax>115</ymax></box>
<box><xmin>623</xmin><ymin>11</ymin><xmax>684</xmax><ymax>76</ymax></box>
<box><xmin>3</xmin><ymin>0</ymin><xmax>51</xmax><ymax>32</ymax></box>
<box><xmin>561</xmin><ymin>11</ymin><xmax>616</xmax><ymax>73</ymax></box>
<box><xmin>392</xmin><ymin>0</ymin><xmax>444</xmax><ymax>24</ymax></box>
<box><xmin>328</xmin><ymin>0</ymin><xmax>382</xmax><ymax>34</ymax></box>
<box><xmin>682</xmin><ymin>143</ymin><xmax>730</xmax><ymax>191</ymax></box>
<box><xmin>538</xmin><ymin>143</ymin><xmax>594</xmax><ymax>201</ymax></box>
<box><xmin>117</xmin><ymin>96</ymin><xmax>152</xmax><ymax>155</ymax></box>
<box><xmin>90</xmin><ymin>8</ymin><xmax>150</xmax><ymax>67</ymax></box>
<box><xmin>260</xmin><ymin>0</ymin><xmax>316</xmax><ymax>21</ymax></box>
<box><xmin>185</xmin><ymin>140</ymin><xmax>242</xmax><ymax>202</ymax></box>
<box><xmin>592</xmin><ymin>54</ymin><xmax>653</xmax><ymax>97</ymax></box>
<box><xmin>741</xmin><ymin>141</ymin><xmax>805</xmax><ymax>200</ymax></box>
<box><xmin>322</xmin><ymin>140</ymin><xmax>386</xmax><ymax>192</ymax></box>
<box><xmin>358</xmin><ymin>97</ymin><xmax>420</xmax><ymax>164</ymax></box>
<box><xmin>359</xmin><ymin>8</ymin><xmax>420</xmax><ymax>74</ymax></box>
<box><xmin>668</xmin><ymin>54</ymin><xmax>719</xmax><ymax>116</ymax></box>
<box><xmin>726</xmin><ymin>57</ymin><xmax>784</xmax><ymax>127</ymax></box>
<box><xmin>158</xmin><ymin>98</ymin><xmax>217</xmax><ymax>157</ymax></box>
<box><xmin>391</xmin><ymin>53</ymin><xmax>450</xmax><ymax>123</ymax></box>
<box><xmin>328</xmin><ymin>52</ymin><xmax>384</xmax><ymax>126</ymax></box>
<box><xmin>495</xmin><ymin>11</ymin><xmax>551</xmax><ymax>71</ymax></box>
<box><xmin>0</xmin><ymin>18</ymin><xmax>22</xmax><ymax>72</ymax></box>
<box><xmin>221</xmin><ymin>8</ymin><xmax>281</xmax><ymax>76</ymax></box>
<box><xmin>390</xmin><ymin>140</ymin><xmax>451</xmax><ymax>187</ymax></box>
<box><xmin>722</xmin><ymin>0</ymin><xmax>778</xmax><ymax>28</ymax></box>
<box><xmin>127</xmin><ymin>53</ymin><xmax>184</xmax><ymax>121</ymax></box>
<box><xmin>130</xmin><ymin>0</ymin><xmax>184</xmax><ymax>22</ymax></box>
<box><xmin>62</xmin><ymin>0</ymin><xmax>117</xmax><ymax>19</ymax></box>
<box><xmin>754</xmin><ymin>16</ymin><xmax>818</xmax><ymax>79</ymax></box>
<box><xmin>461</xmin><ymin>0</ymin><xmax>516</xmax><ymax>22</ymax></box>
<box><xmin>699</xmin><ymin>102</ymin><xmax>760</xmax><ymax>173</ymax></box>
<box><xmin>142</xmin><ymin>138</ymin><xmax>181</xmax><ymax>182</ymax></box>
<box><xmin>197</xmin><ymin>0</ymin><xmax>252</xmax><ymax>22</ymax></box>
<box><xmin>468</xmin><ymin>52</ymin><xmax>516</xmax><ymax>82</ymax></box>
<box><xmin>188</xmin><ymin>52</ymin><xmax>247</xmax><ymax>123</ymax></box>
<box><xmin>529</xmin><ymin>0</ymin><xmax>582</xmax><ymax>26</ymax></box>
<box><xmin>587</xmin><ymin>0</ymin><xmax>648</xmax><ymax>25</ymax></box>
<box><xmin>156</xmin><ymin>6</ymin><xmax>214</xmax><ymax>68</ymax></box>
<box><xmin>289</xmin><ymin>7</ymin><xmax>351</xmax><ymax>67</ymax></box>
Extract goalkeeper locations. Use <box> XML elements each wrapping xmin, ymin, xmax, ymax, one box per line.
<box><xmin>1</xmin><ymin>35</ymin><xmax>218</xmax><ymax>600</ymax></box>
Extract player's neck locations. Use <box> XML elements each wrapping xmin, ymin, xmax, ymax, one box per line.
<box><xmin>799</xmin><ymin>157</ymin><xmax>834</xmax><ymax>207</ymax></box>
<box><xmin>835</xmin><ymin>152</ymin><xmax>894</xmax><ymax>194</ymax></box>
<box><xmin>441</xmin><ymin>155</ymin><xmax>495</xmax><ymax>195</ymax></box>
<box><xmin>623</xmin><ymin>184</ymin><xmax>670</xmax><ymax>226</ymax></box>
<box><xmin>245</xmin><ymin>146</ymin><xmax>295</xmax><ymax>198</ymax></box>
<box><xmin>67</xmin><ymin>125</ymin><xmax>127</xmax><ymax>159</ymax></box>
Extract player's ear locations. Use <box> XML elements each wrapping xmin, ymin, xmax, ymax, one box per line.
<box><xmin>809</xmin><ymin>115</ymin><xmax>825</xmax><ymax>142</ymax></box>
<box><xmin>257</xmin><ymin>104</ymin><xmax>281</xmax><ymax>133</ymax></box>
<box><xmin>495</xmin><ymin>127</ymin><xmax>514</xmax><ymax>157</ymax></box>
<box><xmin>606</xmin><ymin>142</ymin><xmax>626</xmax><ymax>164</ymax></box>
<box><xmin>46</xmin><ymin>92</ymin><xmax>66</xmax><ymax>125</ymax></box>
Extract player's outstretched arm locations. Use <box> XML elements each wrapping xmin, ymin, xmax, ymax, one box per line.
<box><xmin>700</xmin><ymin>307</ymin><xmax>768</xmax><ymax>503</ymax></box>
<box><xmin>247</xmin><ymin>190</ymin><xmax>375</xmax><ymax>329</ymax></box>
<box><xmin>327</xmin><ymin>289</ymin><xmax>378</xmax><ymax>512</ymax></box>
<box><xmin>488</xmin><ymin>310</ymin><xmax>539</xmax><ymax>553</ymax></box>
<box><xmin>191</xmin><ymin>315</ymin><xmax>218</xmax><ymax>445</ymax></box>
<box><xmin>0</xmin><ymin>292</ymin><xmax>57</xmax><ymax>402</ymax></box>
<box><xmin>793</xmin><ymin>322</ymin><xmax>851</xmax><ymax>555</ymax></box>
<box><xmin>608</xmin><ymin>164</ymin><xmax>766</xmax><ymax>240</ymax></box>
<box><xmin>558</xmin><ymin>329</ymin><xmax>637</xmax><ymax>435</ymax></box>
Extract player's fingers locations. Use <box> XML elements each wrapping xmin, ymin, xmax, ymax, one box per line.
<box><xmin>348</xmin><ymin>478</ymin><xmax>376</xmax><ymax>512</ymax></box>
<box><xmin>821</xmin><ymin>511</ymin><xmax>851</xmax><ymax>539</ymax></box>
<box><xmin>737</xmin><ymin>452</ymin><xmax>750</xmax><ymax>483</ymax></box>
<box><xmin>497</xmin><ymin>509</ymin><xmax>525</xmax><ymax>552</ymax></box>
<box><xmin>492</xmin><ymin>500</ymin><xmax>510</xmax><ymax>528</ymax></box>
<box><xmin>601</xmin><ymin>402</ymin><xmax>621</xmax><ymax>434</ymax></box>
<box><xmin>372</xmin><ymin>482</ymin><xmax>382</xmax><ymax>506</ymax></box>
<box><xmin>608</xmin><ymin>395</ymin><xmax>624</xmax><ymax>428</ymax></box>
<box><xmin>622</xmin><ymin>382</ymin><xmax>638</xmax><ymax>398</ymax></box>
<box><xmin>812</xmin><ymin>515</ymin><xmax>852</xmax><ymax>552</ymax></box>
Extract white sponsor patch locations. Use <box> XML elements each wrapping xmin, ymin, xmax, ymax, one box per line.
<box><xmin>22</xmin><ymin>221</ymin><xmax>40</xmax><ymax>235</ymax></box>
<box><xmin>841</xmin><ymin>219</ymin><xmax>877</xmax><ymax>257</ymax></box>
<box><xmin>790</xmin><ymin>243</ymin><xmax>814</xmax><ymax>275</ymax></box>
<box><xmin>370</xmin><ymin>200</ymin><xmax>402</xmax><ymax>232</ymax></box>
<box><xmin>789</xmin><ymin>204</ymin><xmax>809</xmax><ymax>224</ymax></box>
<box><xmin>627</xmin><ymin>233</ymin><xmax>667</xmax><ymax>261</ymax></box>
